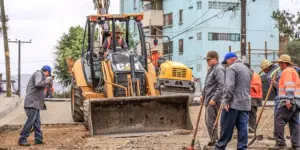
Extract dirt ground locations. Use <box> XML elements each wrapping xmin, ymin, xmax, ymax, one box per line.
<box><xmin>0</xmin><ymin>106</ymin><xmax>283</xmax><ymax>150</ymax></box>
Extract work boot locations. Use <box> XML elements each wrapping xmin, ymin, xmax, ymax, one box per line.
<box><xmin>268</xmin><ymin>144</ymin><xmax>287</xmax><ymax>150</ymax></box>
<box><xmin>34</xmin><ymin>140</ymin><xmax>44</xmax><ymax>145</ymax></box>
<box><xmin>286</xmin><ymin>146</ymin><xmax>300</xmax><ymax>150</ymax></box>
<box><xmin>18</xmin><ymin>142</ymin><xmax>31</xmax><ymax>146</ymax></box>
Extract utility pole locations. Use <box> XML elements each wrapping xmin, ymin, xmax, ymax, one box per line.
<box><xmin>240</xmin><ymin>0</ymin><xmax>247</xmax><ymax>62</ymax></box>
<box><xmin>8</xmin><ymin>39</ymin><xmax>32</xmax><ymax>97</ymax></box>
<box><xmin>0</xmin><ymin>0</ymin><xmax>12</xmax><ymax>97</ymax></box>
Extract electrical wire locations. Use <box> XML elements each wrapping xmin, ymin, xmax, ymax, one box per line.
<box><xmin>0</xmin><ymin>60</ymin><xmax>54</xmax><ymax>64</ymax></box>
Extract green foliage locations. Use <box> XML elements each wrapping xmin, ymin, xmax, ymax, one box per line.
<box><xmin>53</xmin><ymin>26</ymin><xmax>87</xmax><ymax>87</ymax></box>
<box><xmin>271</xmin><ymin>10</ymin><xmax>300</xmax><ymax>39</ymax></box>
<box><xmin>285</xmin><ymin>41</ymin><xmax>300</xmax><ymax>66</ymax></box>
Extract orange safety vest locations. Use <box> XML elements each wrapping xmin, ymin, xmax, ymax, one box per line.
<box><xmin>107</xmin><ymin>37</ymin><xmax>123</xmax><ymax>49</ymax></box>
<box><xmin>150</xmin><ymin>53</ymin><xmax>161</xmax><ymax>67</ymax></box>
<box><xmin>250</xmin><ymin>72</ymin><xmax>263</xmax><ymax>99</ymax></box>
<box><xmin>278</xmin><ymin>67</ymin><xmax>300</xmax><ymax>101</ymax></box>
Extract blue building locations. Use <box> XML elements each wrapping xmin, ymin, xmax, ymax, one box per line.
<box><xmin>120</xmin><ymin>0</ymin><xmax>279</xmax><ymax>84</ymax></box>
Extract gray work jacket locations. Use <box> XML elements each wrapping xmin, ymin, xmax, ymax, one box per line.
<box><xmin>24</xmin><ymin>70</ymin><xmax>47</xmax><ymax>110</ymax></box>
<box><xmin>201</xmin><ymin>63</ymin><xmax>225</xmax><ymax>106</ymax></box>
<box><xmin>222</xmin><ymin>60</ymin><xmax>252</xmax><ymax>111</ymax></box>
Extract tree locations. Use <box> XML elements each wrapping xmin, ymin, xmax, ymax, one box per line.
<box><xmin>285</xmin><ymin>40</ymin><xmax>300</xmax><ymax>66</ymax></box>
<box><xmin>53</xmin><ymin>26</ymin><xmax>87</xmax><ymax>87</ymax></box>
<box><xmin>271</xmin><ymin>10</ymin><xmax>300</xmax><ymax>39</ymax></box>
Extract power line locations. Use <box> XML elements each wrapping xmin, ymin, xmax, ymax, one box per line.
<box><xmin>0</xmin><ymin>60</ymin><xmax>54</xmax><ymax>64</ymax></box>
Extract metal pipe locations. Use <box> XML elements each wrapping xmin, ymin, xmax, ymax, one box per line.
<box><xmin>126</xmin><ymin>19</ymin><xmax>129</xmax><ymax>49</ymax></box>
<box><xmin>130</xmin><ymin>55</ymin><xmax>137</xmax><ymax>96</ymax></box>
<box><xmin>112</xmin><ymin>18</ymin><xmax>117</xmax><ymax>53</ymax></box>
<box><xmin>90</xmin><ymin>23</ymin><xmax>96</xmax><ymax>89</ymax></box>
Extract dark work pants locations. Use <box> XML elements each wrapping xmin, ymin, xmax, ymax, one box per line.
<box><xmin>19</xmin><ymin>108</ymin><xmax>43</xmax><ymax>143</ymax></box>
<box><xmin>248</xmin><ymin>106</ymin><xmax>257</xmax><ymax>130</ymax></box>
<box><xmin>205</xmin><ymin>103</ymin><xmax>221</xmax><ymax>141</ymax></box>
<box><xmin>274</xmin><ymin>105</ymin><xmax>300</xmax><ymax>147</ymax></box>
<box><xmin>215</xmin><ymin>108</ymin><xmax>249</xmax><ymax>150</ymax></box>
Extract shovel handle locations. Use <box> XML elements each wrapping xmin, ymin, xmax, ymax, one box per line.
<box><xmin>190</xmin><ymin>101</ymin><xmax>204</xmax><ymax>147</ymax></box>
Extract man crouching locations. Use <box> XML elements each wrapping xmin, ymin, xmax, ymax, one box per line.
<box><xmin>18</xmin><ymin>65</ymin><xmax>52</xmax><ymax>146</ymax></box>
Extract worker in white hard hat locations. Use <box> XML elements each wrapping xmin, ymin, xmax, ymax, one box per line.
<box><xmin>150</xmin><ymin>47</ymin><xmax>161</xmax><ymax>68</ymax></box>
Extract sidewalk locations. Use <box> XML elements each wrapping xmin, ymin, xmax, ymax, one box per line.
<box><xmin>0</xmin><ymin>94</ymin><xmax>22</xmax><ymax>120</ymax></box>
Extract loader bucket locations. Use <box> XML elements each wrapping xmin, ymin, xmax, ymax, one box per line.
<box><xmin>87</xmin><ymin>94</ymin><xmax>193</xmax><ymax>136</ymax></box>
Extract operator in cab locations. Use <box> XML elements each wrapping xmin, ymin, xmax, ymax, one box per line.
<box><xmin>102</xmin><ymin>26</ymin><xmax>128</xmax><ymax>58</ymax></box>
<box><xmin>149</xmin><ymin>47</ymin><xmax>162</xmax><ymax>68</ymax></box>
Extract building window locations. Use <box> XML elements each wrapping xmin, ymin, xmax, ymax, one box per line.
<box><xmin>197</xmin><ymin>32</ymin><xmax>202</xmax><ymax>40</ymax></box>
<box><xmin>179</xmin><ymin>39</ymin><xmax>183</xmax><ymax>54</ymax></box>
<box><xmin>164</xmin><ymin>13</ymin><xmax>173</xmax><ymax>26</ymax></box>
<box><xmin>208</xmin><ymin>32</ymin><xmax>240</xmax><ymax>41</ymax></box>
<box><xmin>208</xmin><ymin>1</ymin><xmax>239</xmax><ymax>10</ymax></box>
<box><xmin>197</xmin><ymin>1</ymin><xmax>202</xmax><ymax>9</ymax></box>
<box><xmin>179</xmin><ymin>10</ymin><xmax>183</xmax><ymax>24</ymax></box>
<box><xmin>120</xmin><ymin>0</ymin><xmax>125</xmax><ymax>14</ymax></box>
<box><xmin>163</xmin><ymin>41</ymin><xmax>173</xmax><ymax>55</ymax></box>
<box><xmin>133</xmin><ymin>0</ymin><xmax>137</xmax><ymax>9</ymax></box>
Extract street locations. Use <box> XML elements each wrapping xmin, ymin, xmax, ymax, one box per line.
<box><xmin>0</xmin><ymin>101</ymin><xmax>285</xmax><ymax>150</ymax></box>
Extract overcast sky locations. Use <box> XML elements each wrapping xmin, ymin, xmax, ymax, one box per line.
<box><xmin>0</xmin><ymin>0</ymin><xmax>299</xmax><ymax>76</ymax></box>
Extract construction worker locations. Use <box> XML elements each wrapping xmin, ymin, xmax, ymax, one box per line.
<box><xmin>102</xmin><ymin>26</ymin><xmax>128</xmax><ymax>57</ymax></box>
<box><xmin>215</xmin><ymin>52</ymin><xmax>252</xmax><ymax>150</ymax></box>
<box><xmin>201</xmin><ymin>51</ymin><xmax>225</xmax><ymax>148</ymax></box>
<box><xmin>18</xmin><ymin>66</ymin><xmax>52</xmax><ymax>146</ymax></box>
<box><xmin>244</xmin><ymin>63</ymin><xmax>263</xmax><ymax>132</ymax></box>
<box><xmin>150</xmin><ymin>47</ymin><xmax>161</xmax><ymax>68</ymax></box>
<box><xmin>260</xmin><ymin>59</ymin><xmax>282</xmax><ymax>140</ymax></box>
<box><xmin>269</xmin><ymin>54</ymin><xmax>300</xmax><ymax>150</ymax></box>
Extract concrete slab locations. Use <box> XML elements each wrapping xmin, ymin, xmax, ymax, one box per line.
<box><xmin>6</xmin><ymin>101</ymin><xmax>74</xmax><ymax>125</ymax></box>
<box><xmin>0</xmin><ymin>94</ymin><xmax>22</xmax><ymax>120</ymax></box>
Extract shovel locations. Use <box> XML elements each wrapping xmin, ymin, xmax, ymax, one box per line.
<box><xmin>248</xmin><ymin>72</ymin><xmax>278</xmax><ymax>146</ymax></box>
<box><xmin>207</xmin><ymin>105</ymin><xmax>223</xmax><ymax>146</ymax></box>
<box><xmin>187</xmin><ymin>100</ymin><xmax>205</xmax><ymax>150</ymax></box>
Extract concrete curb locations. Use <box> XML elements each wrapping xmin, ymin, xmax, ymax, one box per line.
<box><xmin>0</xmin><ymin>99</ymin><xmax>22</xmax><ymax>120</ymax></box>
<box><xmin>44</xmin><ymin>98</ymin><xmax>70</xmax><ymax>102</ymax></box>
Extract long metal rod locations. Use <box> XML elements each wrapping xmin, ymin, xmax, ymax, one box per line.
<box><xmin>112</xmin><ymin>18</ymin><xmax>117</xmax><ymax>53</ymax></box>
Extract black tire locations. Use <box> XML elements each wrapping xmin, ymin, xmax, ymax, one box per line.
<box><xmin>83</xmin><ymin>100</ymin><xmax>89</xmax><ymax>130</ymax></box>
<box><xmin>71</xmin><ymin>85</ymin><xmax>84</xmax><ymax>122</ymax></box>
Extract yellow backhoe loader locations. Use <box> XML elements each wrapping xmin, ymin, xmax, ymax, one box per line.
<box><xmin>66</xmin><ymin>14</ymin><xmax>193</xmax><ymax>136</ymax></box>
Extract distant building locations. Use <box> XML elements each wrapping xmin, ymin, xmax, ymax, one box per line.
<box><xmin>121</xmin><ymin>0</ymin><xmax>279</xmax><ymax>84</ymax></box>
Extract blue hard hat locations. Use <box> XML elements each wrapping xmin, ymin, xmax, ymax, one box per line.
<box><xmin>41</xmin><ymin>65</ymin><xmax>51</xmax><ymax>73</ymax></box>
<box><xmin>222</xmin><ymin>52</ymin><xmax>238</xmax><ymax>64</ymax></box>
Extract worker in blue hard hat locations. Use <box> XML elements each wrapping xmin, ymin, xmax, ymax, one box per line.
<box><xmin>18</xmin><ymin>65</ymin><xmax>52</xmax><ymax>146</ymax></box>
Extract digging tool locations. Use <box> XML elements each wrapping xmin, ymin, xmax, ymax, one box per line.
<box><xmin>187</xmin><ymin>100</ymin><xmax>205</xmax><ymax>150</ymax></box>
<box><xmin>248</xmin><ymin>72</ymin><xmax>278</xmax><ymax>146</ymax></box>
<box><xmin>255</xmin><ymin>112</ymin><xmax>274</xmax><ymax>140</ymax></box>
<box><xmin>207</xmin><ymin>105</ymin><xmax>223</xmax><ymax>146</ymax></box>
